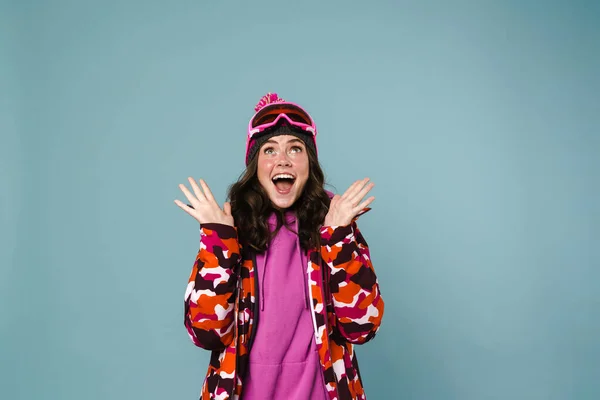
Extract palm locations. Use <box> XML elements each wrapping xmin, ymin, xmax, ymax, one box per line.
<box><xmin>324</xmin><ymin>178</ymin><xmax>375</xmax><ymax>227</ymax></box>
<box><xmin>174</xmin><ymin>177</ymin><xmax>234</xmax><ymax>227</ymax></box>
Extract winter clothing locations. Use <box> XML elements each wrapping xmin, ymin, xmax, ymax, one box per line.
<box><xmin>240</xmin><ymin>212</ymin><xmax>328</xmax><ymax>400</ymax></box>
<box><xmin>184</xmin><ymin>92</ymin><xmax>383</xmax><ymax>399</ymax></box>
<box><xmin>183</xmin><ymin>214</ymin><xmax>384</xmax><ymax>399</ymax></box>
<box><xmin>245</xmin><ymin>93</ymin><xmax>318</xmax><ymax>165</ymax></box>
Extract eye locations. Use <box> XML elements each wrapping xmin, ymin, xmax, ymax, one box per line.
<box><xmin>263</xmin><ymin>147</ymin><xmax>275</xmax><ymax>155</ymax></box>
<box><xmin>289</xmin><ymin>146</ymin><xmax>303</xmax><ymax>153</ymax></box>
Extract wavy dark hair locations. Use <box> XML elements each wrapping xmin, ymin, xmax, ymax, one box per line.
<box><xmin>227</xmin><ymin>140</ymin><xmax>330</xmax><ymax>253</ymax></box>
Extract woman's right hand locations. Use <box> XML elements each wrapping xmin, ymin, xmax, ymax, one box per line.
<box><xmin>174</xmin><ymin>177</ymin><xmax>235</xmax><ymax>227</ymax></box>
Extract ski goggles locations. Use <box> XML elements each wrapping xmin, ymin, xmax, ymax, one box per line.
<box><xmin>247</xmin><ymin>102</ymin><xmax>317</xmax><ymax>140</ymax></box>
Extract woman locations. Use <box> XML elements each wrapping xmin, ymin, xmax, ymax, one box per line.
<box><xmin>175</xmin><ymin>93</ymin><xmax>385</xmax><ymax>400</ymax></box>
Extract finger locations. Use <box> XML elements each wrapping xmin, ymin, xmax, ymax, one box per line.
<box><xmin>329</xmin><ymin>194</ymin><xmax>340</xmax><ymax>208</ymax></box>
<box><xmin>341</xmin><ymin>180</ymin><xmax>362</xmax><ymax>199</ymax></box>
<box><xmin>350</xmin><ymin>181</ymin><xmax>375</xmax><ymax>205</ymax></box>
<box><xmin>347</xmin><ymin>178</ymin><xmax>371</xmax><ymax>202</ymax></box>
<box><xmin>174</xmin><ymin>199</ymin><xmax>198</xmax><ymax>218</ymax></box>
<box><xmin>188</xmin><ymin>177</ymin><xmax>207</xmax><ymax>202</ymax></box>
<box><xmin>355</xmin><ymin>196</ymin><xmax>375</xmax><ymax>213</ymax></box>
<box><xmin>179</xmin><ymin>183</ymin><xmax>200</xmax><ymax>206</ymax></box>
<box><xmin>223</xmin><ymin>201</ymin><xmax>232</xmax><ymax>216</ymax></box>
<box><xmin>199</xmin><ymin>179</ymin><xmax>217</xmax><ymax>205</ymax></box>
<box><xmin>343</xmin><ymin>178</ymin><xmax>370</xmax><ymax>200</ymax></box>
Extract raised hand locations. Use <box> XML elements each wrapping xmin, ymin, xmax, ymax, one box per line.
<box><xmin>324</xmin><ymin>178</ymin><xmax>375</xmax><ymax>227</ymax></box>
<box><xmin>174</xmin><ymin>177</ymin><xmax>235</xmax><ymax>227</ymax></box>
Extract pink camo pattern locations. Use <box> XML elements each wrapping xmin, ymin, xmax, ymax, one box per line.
<box><xmin>184</xmin><ymin>221</ymin><xmax>384</xmax><ymax>400</ymax></box>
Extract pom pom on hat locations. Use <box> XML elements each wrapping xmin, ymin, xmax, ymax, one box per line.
<box><xmin>254</xmin><ymin>92</ymin><xmax>286</xmax><ymax>112</ymax></box>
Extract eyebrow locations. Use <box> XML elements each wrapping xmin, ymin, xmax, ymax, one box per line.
<box><xmin>264</xmin><ymin>138</ymin><xmax>305</xmax><ymax>146</ymax></box>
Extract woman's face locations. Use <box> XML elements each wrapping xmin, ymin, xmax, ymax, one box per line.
<box><xmin>257</xmin><ymin>135</ymin><xmax>310</xmax><ymax>210</ymax></box>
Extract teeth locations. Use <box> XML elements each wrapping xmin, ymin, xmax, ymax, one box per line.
<box><xmin>272</xmin><ymin>174</ymin><xmax>295</xmax><ymax>180</ymax></box>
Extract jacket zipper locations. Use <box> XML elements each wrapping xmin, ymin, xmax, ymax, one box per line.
<box><xmin>233</xmin><ymin>266</ymin><xmax>241</xmax><ymax>399</ymax></box>
<box><xmin>321</xmin><ymin>256</ymin><xmax>341</xmax><ymax>400</ymax></box>
<box><xmin>309</xmin><ymin>252</ymin><xmax>341</xmax><ymax>400</ymax></box>
<box><xmin>247</xmin><ymin>252</ymin><xmax>260</xmax><ymax>353</ymax></box>
<box><xmin>231</xmin><ymin>253</ymin><xmax>259</xmax><ymax>399</ymax></box>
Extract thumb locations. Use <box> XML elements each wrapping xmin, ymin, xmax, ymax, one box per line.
<box><xmin>223</xmin><ymin>201</ymin><xmax>232</xmax><ymax>216</ymax></box>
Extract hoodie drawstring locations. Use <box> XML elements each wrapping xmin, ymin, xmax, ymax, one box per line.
<box><xmin>260</xmin><ymin>248</ymin><xmax>268</xmax><ymax>312</ymax></box>
<box><xmin>296</xmin><ymin>236</ymin><xmax>309</xmax><ymax>310</ymax></box>
<box><xmin>293</xmin><ymin>216</ymin><xmax>309</xmax><ymax>310</ymax></box>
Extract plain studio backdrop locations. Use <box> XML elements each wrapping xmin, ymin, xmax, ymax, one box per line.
<box><xmin>1</xmin><ymin>1</ymin><xmax>599</xmax><ymax>399</ymax></box>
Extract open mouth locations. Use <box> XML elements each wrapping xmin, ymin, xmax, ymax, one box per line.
<box><xmin>271</xmin><ymin>173</ymin><xmax>296</xmax><ymax>194</ymax></box>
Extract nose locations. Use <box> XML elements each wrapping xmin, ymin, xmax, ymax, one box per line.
<box><xmin>275</xmin><ymin>150</ymin><xmax>292</xmax><ymax>166</ymax></box>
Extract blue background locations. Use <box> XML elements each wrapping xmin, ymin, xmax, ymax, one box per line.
<box><xmin>1</xmin><ymin>1</ymin><xmax>599</xmax><ymax>399</ymax></box>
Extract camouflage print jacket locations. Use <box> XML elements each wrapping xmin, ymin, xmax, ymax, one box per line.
<box><xmin>183</xmin><ymin>219</ymin><xmax>385</xmax><ymax>400</ymax></box>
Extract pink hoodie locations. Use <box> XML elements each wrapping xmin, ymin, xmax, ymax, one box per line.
<box><xmin>240</xmin><ymin>211</ymin><xmax>329</xmax><ymax>400</ymax></box>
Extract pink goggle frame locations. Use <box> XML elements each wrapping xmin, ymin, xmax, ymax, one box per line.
<box><xmin>245</xmin><ymin>102</ymin><xmax>317</xmax><ymax>161</ymax></box>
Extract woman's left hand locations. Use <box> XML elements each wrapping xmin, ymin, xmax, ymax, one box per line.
<box><xmin>323</xmin><ymin>178</ymin><xmax>375</xmax><ymax>227</ymax></box>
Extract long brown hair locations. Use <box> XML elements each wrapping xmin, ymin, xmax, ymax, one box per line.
<box><xmin>227</xmin><ymin>144</ymin><xmax>330</xmax><ymax>253</ymax></box>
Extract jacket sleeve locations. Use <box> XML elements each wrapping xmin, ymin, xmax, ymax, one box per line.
<box><xmin>184</xmin><ymin>223</ymin><xmax>241</xmax><ymax>351</ymax></box>
<box><xmin>320</xmin><ymin>222</ymin><xmax>384</xmax><ymax>344</ymax></box>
